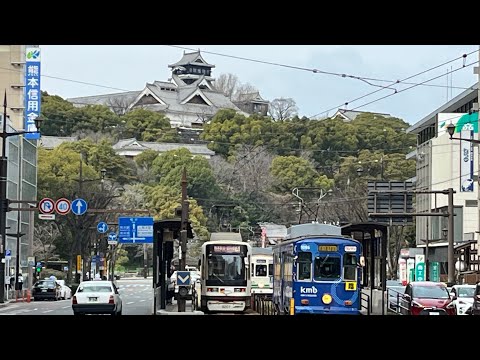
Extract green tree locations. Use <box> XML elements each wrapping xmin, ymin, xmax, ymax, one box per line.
<box><xmin>143</xmin><ymin>185</ymin><xmax>209</xmax><ymax>240</ymax></box>
<box><xmin>270</xmin><ymin>155</ymin><xmax>334</xmax><ymax>193</ymax></box>
<box><xmin>70</xmin><ymin>105</ymin><xmax>121</xmax><ymax>134</ymax></box>
<box><xmin>351</xmin><ymin>113</ymin><xmax>416</xmax><ymax>153</ymax></box>
<box><xmin>120</xmin><ymin>108</ymin><xmax>171</xmax><ymax>141</ymax></box>
<box><xmin>40</xmin><ymin>92</ymin><xmax>76</xmax><ymax>136</ymax></box>
<box><xmin>201</xmin><ymin>109</ymin><xmax>275</xmax><ymax>157</ymax></box>
<box><xmin>151</xmin><ymin>148</ymin><xmax>219</xmax><ymax>200</ymax></box>
<box><xmin>306</xmin><ymin>117</ymin><xmax>359</xmax><ymax>171</ymax></box>
<box><xmin>60</xmin><ymin>139</ymin><xmax>136</xmax><ymax>185</ymax></box>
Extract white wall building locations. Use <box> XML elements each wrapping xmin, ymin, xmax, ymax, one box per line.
<box><xmin>406</xmin><ymin>85</ymin><xmax>479</xmax><ymax>277</ymax></box>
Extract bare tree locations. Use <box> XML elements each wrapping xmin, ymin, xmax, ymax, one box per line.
<box><xmin>105</xmin><ymin>95</ymin><xmax>137</xmax><ymax>115</ymax></box>
<box><xmin>268</xmin><ymin>97</ymin><xmax>298</xmax><ymax>121</ymax></box>
<box><xmin>73</xmin><ymin>129</ymin><xmax>118</xmax><ymax>144</ymax></box>
<box><xmin>33</xmin><ymin>223</ymin><xmax>60</xmax><ymax>261</ymax></box>
<box><xmin>212</xmin><ymin>73</ymin><xmax>239</xmax><ymax>99</ymax></box>
<box><xmin>232</xmin><ymin>83</ymin><xmax>258</xmax><ymax>102</ymax></box>
<box><xmin>210</xmin><ymin>145</ymin><xmax>274</xmax><ymax>196</ymax></box>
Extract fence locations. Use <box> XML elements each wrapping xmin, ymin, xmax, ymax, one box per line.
<box><xmin>251</xmin><ymin>294</ymin><xmax>275</xmax><ymax>315</ymax></box>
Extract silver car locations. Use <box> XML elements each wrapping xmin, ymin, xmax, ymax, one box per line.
<box><xmin>72</xmin><ymin>280</ymin><xmax>122</xmax><ymax>316</ymax></box>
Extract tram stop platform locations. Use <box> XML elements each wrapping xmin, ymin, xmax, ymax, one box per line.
<box><xmin>157</xmin><ymin>299</ymin><xmax>204</xmax><ymax>315</ymax></box>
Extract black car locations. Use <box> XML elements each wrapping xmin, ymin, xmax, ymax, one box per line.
<box><xmin>471</xmin><ymin>283</ymin><xmax>480</xmax><ymax>315</ymax></box>
<box><xmin>32</xmin><ymin>280</ymin><xmax>61</xmax><ymax>301</ymax></box>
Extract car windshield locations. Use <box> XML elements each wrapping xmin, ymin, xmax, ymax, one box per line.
<box><xmin>35</xmin><ymin>281</ymin><xmax>55</xmax><ymax>289</ymax></box>
<box><xmin>412</xmin><ymin>285</ymin><xmax>449</xmax><ymax>299</ymax></box>
<box><xmin>458</xmin><ymin>287</ymin><xmax>475</xmax><ymax>297</ymax></box>
<box><xmin>78</xmin><ymin>285</ymin><xmax>112</xmax><ymax>293</ymax></box>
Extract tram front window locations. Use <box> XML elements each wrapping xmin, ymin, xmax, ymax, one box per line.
<box><xmin>207</xmin><ymin>254</ymin><xmax>246</xmax><ymax>286</ymax></box>
<box><xmin>314</xmin><ymin>255</ymin><xmax>341</xmax><ymax>281</ymax></box>
<box><xmin>255</xmin><ymin>264</ymin><xmax>267</xmax><ymax>276</ymax></box>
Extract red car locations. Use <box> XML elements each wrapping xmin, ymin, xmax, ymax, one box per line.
<box><xmin>402</xmin><ymin>281</ymin><xmax>455</xmax><ymax>315</ymax></box>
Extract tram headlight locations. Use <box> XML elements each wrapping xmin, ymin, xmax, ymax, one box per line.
<box><xmin>259</xmin><ymin>283</ymin><xmax>264</xmax><ymax>288</ymax></box>
<box><xmin>322</xmin><ymin>293</ymin><xmax>333</xmax><ymax>305</ymax></box>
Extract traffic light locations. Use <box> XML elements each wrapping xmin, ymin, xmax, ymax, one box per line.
<box><xmin>35</xmin><ymin>262</ymin><xmax>42</xmax><ymax>273</ymax></box>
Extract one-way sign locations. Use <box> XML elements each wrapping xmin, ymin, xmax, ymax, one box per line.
<box><xmin>118</xmin><ymin>217</ymin><xmax>153</xmax><ymax>244</ymax></box>
<box><xmin>176</xmin><ymin>271</ymin><xmax>191</xmax><ymax>286</ymax></box>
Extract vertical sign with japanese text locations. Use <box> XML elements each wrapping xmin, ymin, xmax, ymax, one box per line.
<box><xmin>24</xmin><ymin>47</ymin><xmax>41</xmax><ymax>140</ymax></box>
<box><xmin>460</xmin><ymin>128</ymin><xmax>474</xmax><ymax>192</ymax></box>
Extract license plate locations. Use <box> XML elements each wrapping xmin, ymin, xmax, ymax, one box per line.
<box><xmin>429</xmin><ymin>312</ymin><xmax>439</xmax><ymax>315</ymax></box>
<box><xmin>89</xmin><ymin>297</ymin><xmax>98</xmax><ymax>302</ymax></box>
<box><xmin>41</xmin><ymin>289</ymin><xmax>46</xmax><ymax>292</ymax></box>
<box><xmin>221</xmin><ymin>304</ymin><xmax>232</xmax><ymax>309</ymax></box>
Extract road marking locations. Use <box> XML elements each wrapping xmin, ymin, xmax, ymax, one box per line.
<box><xmin>139</xmin><ymin>299</ymin><xmax>145</xmax><ymax>302</ymax></box>
<box><xmin>43</xmin><ymin>310</ymin><xmax>53</xmax><ymax>313</ymax></box>
<box><xmin>126</xmin><ymin>301</ymin><xmax>135</xmax><ymax>305</ymax></box>
<box><xmin>62</xmin><ymin>306</ymin><xmax>70</xmax><ymax>309</ymax></box>
<box><xmin>0</xmin><ymin>305</ymin><xmax>20</xmax><ymax>312</ymax></box>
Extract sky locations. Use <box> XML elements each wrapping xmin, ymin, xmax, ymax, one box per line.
<box><xmin>39</xmin><ymin>45</ymin><xmax>479</xmax><ymax>125</ymax></box>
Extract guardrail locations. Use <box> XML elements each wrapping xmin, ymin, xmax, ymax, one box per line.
<box><xmin>252</xmin><ymin>294</ymin><xmax>274</xmax><ymax>315</ymax></box>
<box><xmin>361</xmin><ymin>292</ymin><xmax>371</xmax><ymax>315</ymax></box>
<box><xmin>386</xmin><ymin>288</ymin><xmax>409</xmax><ymax>315</ymax></box>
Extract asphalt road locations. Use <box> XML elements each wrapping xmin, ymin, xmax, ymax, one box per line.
<box><xmin>0</xmin><ymin>277</ymin><xmax>153</xmax><ymax>315</ymax></box>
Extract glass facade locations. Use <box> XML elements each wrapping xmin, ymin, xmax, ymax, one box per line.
<box><xmin>3</xmin><ymin>120</ymin><xmax>37</xmax><ymax>284</ymax></box>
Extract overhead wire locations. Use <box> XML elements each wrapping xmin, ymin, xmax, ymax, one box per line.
<box><xmin>308</xmin><ymin>48</ymin><xmax>479</xmax><ymax>119</ymax></box>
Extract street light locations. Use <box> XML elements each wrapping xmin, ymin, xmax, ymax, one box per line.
<box><xmin>0</xmin><ymin>92</ymin><xmax>42</xmax><ymax>303</ymax></box>
<box><xmin>446</xmin><ymin>122</ymin><xmax>480</xmax><ymax>144</ymax></box>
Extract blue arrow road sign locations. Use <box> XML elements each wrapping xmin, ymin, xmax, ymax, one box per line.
<box><xmin>97</xmin><ymin>222</ymin><xmax>108</xmax><ymax>233</ymax></box>
<box><xmin>177</xmin><ymin>271</ymin><xmax>191</xmax><ymax>286</ymax></box>
<box><xmin>5</xmin><ymin>249</ymin><xmax>11</xmax><ymax>258</ymax></box>
<box><xmin>71</xmin><ymin>198</ymin><xmax>88</xmax><ymax>216</ymax></box>
<box><xmin>118</xmin><ymin>217</ymin><xmax>154</xmax><ymax>244</ymax></box>
<box><xmin>108</xmin><ymin>232</ymin><xmax>117</xmax><ymax>241</ymax></box>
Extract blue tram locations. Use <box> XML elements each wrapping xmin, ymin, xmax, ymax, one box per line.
<box><xmin>272</xmin><ymin>223</ymin><xmax>364</xmax><ymax>315</ymax></box>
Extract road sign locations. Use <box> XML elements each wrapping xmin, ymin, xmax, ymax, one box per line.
<box><xmin>55</xmin><ymin>198</ymin><xmax>71</xmax><ymax>215</ymax></box>
<box><xmin>177</xmin><ymin>271</ymin><xmax>191</xmax><ymax>285</ymax></box>
<box><xmin>97</xmin><ymin>222</ymin><xmax>108</xmax><ymax>233</ymax></box>
<box><xmin>71</xmin><ymin>198</ymin><xmax>88</xmax><ymax>216</ymax></box>
<box><xmin>415</xmin><ymin>254</ymin><xmax>425</xmax><ymax>281</ymax></box>
<box><xmin>430</xmin><ymin>261</ymin><xmax>440</xmax><ymax>282</ymax></box>
<box><xmin>118</xmin><ymin>217</ymin><xmax>154</xmax><ymax>244</ymax></box>
<box><xmin>108</xmin><ymin>232</ymin><xmax>118</xmax><ymax>245</ymax></box>
<box><xmin>5</xmin><ymin>249</ymin><xmax>11</xmax><ymax>260</ymax></box>
<box><xmin>39</xmin><ymin>214</ymin><xmax>55</xmax><ymax>220</ymax></box>
<box><xmin>38</xmin><ymin>198</ymin><xmax>55</xmax><ymax>214</ymax></box>
<box><xmin>27</xmin><ymin>256</ymin><xmax>35</xmax><ymax>266</ymax></box>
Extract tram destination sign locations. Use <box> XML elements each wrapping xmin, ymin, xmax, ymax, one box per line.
<box><xmin>213</xmin><ymin>245</ymin><xmax>241</xmax><ymax>253</ymax></box>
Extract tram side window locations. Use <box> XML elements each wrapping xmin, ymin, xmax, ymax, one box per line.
<box><xmin>297</xmin><ymin>252</ymin><xmax>312</xmax><ymax>281</ymax></box>
<box><xmin>343</xmin><ymin>253</ymin><xmax>357</xmax><ymax>281</ymax></box>
<box><xmin>314</xmin><ymin>255</ymin><xmax>340</xmax><ymax>281</ymax></box>
<box><xmin>268</xmin><ymin>263</ymin><xmax>273</xmax><ymax>277</ymax></box>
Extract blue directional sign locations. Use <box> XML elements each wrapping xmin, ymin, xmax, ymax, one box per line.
<box><xmin>71</xmin><ymin>198</ymin><xmax>88</xmax><ymax>216</ymax></box>
<box><xmin>97</xmin><ymin>222</ymin><xmax>108</xmax><ymax>233</ymax></box>
<box><xmin>108</xmin><ymin>232</ymin><xmax>117</xmax><ymax>241</ymax></box>
<box><xmin>5</xmin><ymin>249</ymin><xmax>11</xmax><ymax>259</ymax></box>
<box><xmin>177</xmin><ymin>271</ymin><xmax>191</xmax><ymax>286</ymax></box>
<box><xmin>118</xmin><ymin>217</ymin><xmax>154</xmax><ymax>244</ymax></box>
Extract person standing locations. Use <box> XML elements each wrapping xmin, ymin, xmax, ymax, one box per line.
<box><xmin>16</xmin><ymin>273</ymin><xmax>23</xmax><ymax>291</ymax></box>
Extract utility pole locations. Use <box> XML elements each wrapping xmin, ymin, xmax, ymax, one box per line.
<box><xmin>178</xmin><ymin>167</ymin><xmax>188</xmax><ymax>312</ymax></box>
<box><xmin>425</xmin><ymin>217</ymin><xmax>429</xmax><ymax>281</ymax></box>
<box><xmin>447</xmin><ymin>187</ymin><xmax>455</xmax><ymax>286</ymax></box>
<box><xmin>476</xmin><ymin>46</ymin><xmax>480</xmax><ymax>258</ymax></box>
<box><xmin>27</xmin><ymin>207</ymin><xmax>34</xmax><ymax>289</ymax></box>
<box><xmin>143</xmin><ymin>243</ymin><xmax>148</xmax><ymax>278</ymax></box>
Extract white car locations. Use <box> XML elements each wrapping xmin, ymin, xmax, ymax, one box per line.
<box><xmin>55</xmin><ymin>280</ymin><xmax>72</xmax><ymax>300</ymax></box>
<box><xmin>72</xmin><ymin>280</ymin><xmax>122</xmax><ymax>316</ymax></box>
<box><xmin>450</xmin><ymin>284</ymin><xmax>475</xmax><ymax>315</ymax></box>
